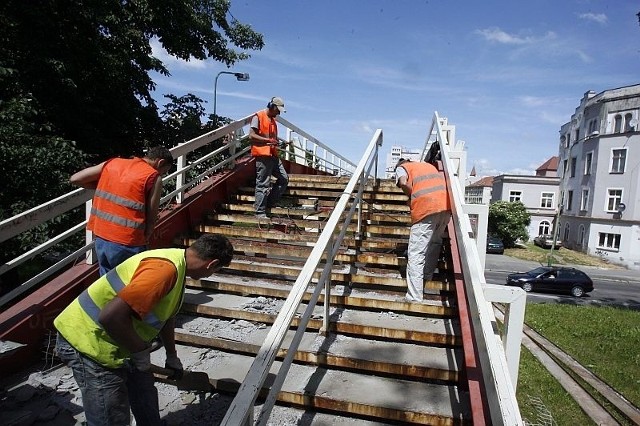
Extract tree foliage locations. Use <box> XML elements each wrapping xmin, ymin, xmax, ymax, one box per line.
<box><xmin>488</xmin><ymin>201</ymin><xmax>531</xmax><ymax>248</ymax></box>
<box><xmin>0</xmin><ymin>0</ymin><xmax>263</xmax><ymax>267</ymax></box>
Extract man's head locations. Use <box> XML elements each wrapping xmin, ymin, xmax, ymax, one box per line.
<box><xmin>145</xmin><ymin>146</ymin><xmax>174</xmax><ymax>175</ymax></box>
<box><xmin>395</xmin><ymin>158</ymin><xmax>409</xmax><ymax>170</ymax></box>
<box><xmin>185</xmin><ymin>234</ymin><xmax>234</xmax><ymax>279</ymax></box>
<box><xmin>267</xmin><ymin>96</ymin><xmax>286</xmax><ymax>117</ymax></box>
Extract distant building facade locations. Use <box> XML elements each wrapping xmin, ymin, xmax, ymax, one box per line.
<box><xmin>465</xmin><ymin>176</ymin><xmax>494</xmax><ymax>205</ymax></box>
<box><xmin>557</xmin><ymin>84</ymin><xmax>640</xmax><ymax>270</ymax></box>
<box><xmin>491</xmin><ymin>163</ymin><xmax>560</xmax><ymax>240</ymax></box>
<box><xmin>384</xmin><ymin>145</ymin><xmax>422</xmax><ymax>179</ymax></box>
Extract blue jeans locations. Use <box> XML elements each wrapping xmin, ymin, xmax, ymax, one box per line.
<box><xmin>56</xmin><ymin>334</ymin><xmax>162</xmax><ymax>426</ymax></box>
<box><xmin>254</xmin><ymin>156</ymin><xmax>288</xmax><ymax>215</ymax></box>
<box><xmin>94</xmin><ymin>237</ymin><xmax>146</xmax><ymax>276</ymax></box>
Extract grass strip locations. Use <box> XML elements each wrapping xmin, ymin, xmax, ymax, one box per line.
<box><xmin>517</xmin><ymin>303</ymin><xmax>640</xmax><ymax>424</ymax></box>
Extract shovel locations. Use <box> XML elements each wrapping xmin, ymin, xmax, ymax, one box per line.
<box><xmin>149</xmin><ymin>364</ymin><xmax>212</xmax><ymax>392</ymax></box>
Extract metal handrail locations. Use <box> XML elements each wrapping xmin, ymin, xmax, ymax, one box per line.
<box><xmin>221</xmin><ymin>129</ymin><xmax>383</xmax><ymax>426</ymax></box>
<box><xmin>0</xmin><ymin>115</ymin><xmax>357</xmax><ymax>308</ymax></box>
<box><xmin>432</xmin><ymin>112</ymin><xmax>524</xmax><ymax>424</ymax></box>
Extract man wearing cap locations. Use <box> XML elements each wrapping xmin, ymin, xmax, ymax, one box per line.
<box><xmin>249</xmin><ymin>97</ymin><xmax>289</xmax><ymax>219</ymax></box>
<box><xmin>395</xmin><ymin>158</ymin><xmax>451</xmax><ymax>302</ymax></box>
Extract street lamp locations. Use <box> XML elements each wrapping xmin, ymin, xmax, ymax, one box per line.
<box><xmin>213</xmin><ymin>71</ymin><xmax>250</xmax><ymax>119</ymax></box>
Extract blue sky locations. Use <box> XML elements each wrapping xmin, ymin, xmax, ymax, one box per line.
<box><xmin>151</xmin><ymin>0</ymin><xmax>640</xmax><ymax>177</ymax></box>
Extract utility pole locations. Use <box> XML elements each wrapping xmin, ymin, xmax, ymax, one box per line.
<box><xmin>547</xmin><ymin>204</ymin><xmax>563</xmax><ymax>267</ymax></box>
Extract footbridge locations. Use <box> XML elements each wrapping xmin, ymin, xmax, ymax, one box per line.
<box><xmin>0</xmin><ymin>112</ymin><xmax>526</xmax><ymax>425</ymax></box>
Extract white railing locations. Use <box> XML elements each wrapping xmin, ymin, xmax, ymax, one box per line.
<box><xmin>425</xmin><ymin>112</ymin><xmax>524</xmax><ymax>425</ymax></box>
<box><xmin>221</xmin><ymin>129</ymin><xmax>383</xmax><ymax>426</ymax></box>
<box><xmin>0</xmin><ymin>115</ymin><xmax>356</xmax><ymax>309</ymax></box>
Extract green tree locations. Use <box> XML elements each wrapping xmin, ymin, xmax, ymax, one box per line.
<box><xmin>488</xmin><ymin>201</ymin><xmax>531</xmax><ymax>248</ymax></box>
<box><xmin>0</xmin><ymin>0</ymin><xmax>263</xmax><ymax>291</ymax></box>
<box><xmin>1</xmin><ymin>0</ymin><xmax>263</xmax><ymax>158</ymax></box>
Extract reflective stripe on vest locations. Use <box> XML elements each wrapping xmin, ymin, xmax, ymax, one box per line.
<box><xmin>251</xmin><ymin>109</ymin><xmax>278</xmax><ymax>157</ymax></box>
<box><xmin>77</xmin><ymin>269</ymin><xmax>163</xmax><ymax>331</ymax></box>
<box><xmin>87</xmin><ymin>157</ymin><xmax>157</xmax><ymax>245</ymax></box>
<box><xmin>402</xmin><ymin>162</ymin><xmax>449</xmax><ymax>224</ymax></box>
<box><xmin>54</xmin><ymin>249</ymin><xmax>186</xmax><ymax>368</ymax></box>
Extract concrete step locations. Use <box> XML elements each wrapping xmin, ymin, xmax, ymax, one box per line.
<box><xmin>237</xmin><ymin>186</ymin><xmax>408</xmax><ymax>202</ymax></box>
<box><xmin>155</xmin><ymin>340</ymin><xmax>470</xmax><ymax>424</ymax></box>
<box><xmin>179</xmin><ymin>173</ymin><xmax>467</xmax><ymax>424</ymax></box>
<box><xmin>230</xmin><ymin>194</ymin><xmax>410</xmax><ymax>213</ymax></box>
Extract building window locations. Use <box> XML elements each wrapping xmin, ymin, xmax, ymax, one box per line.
<box><xmin>624</xmin><ymin>113</ymin><xmax>634</xmax><ymax>132</ymax></box>
<box><xmin>566</xmin><ymin>190</ymin><xmax>573</xmax><ymax>211</ymax></box>
<box><xmin>584</xmin><ymin>152</ymin><xmax>592</xmax><ymax>175</ymax></box>
<box><xmin>570</xmin><ymin>157</ymin><xmax>577</xmax><ymax>177</ymax></box>
<box><xmin>587</xmin><ymin>119</ymin><xmax>598</xmax><ymax>135</ymax></box>
<box><xmin>538</xmin><ymin>221</ymin><xmax>551</xmax><ymax>236</ymax></box>
<box><xmin>598</xmin><ymin>232</ymin><xmax>621</xmax><ymax>251</ymax></box>
<box><xmin>578</xmin><ymin>225</ymin><xmax>585</xmax><ymax>246</ymax></box>
<box><xmin>562</xmin><ymin>159</ymin><xmax>568</xmax><ymax>177</ymax></box>
<box><xmin>574</xmin><ymin>129</ymin><xmax>579</xmax><ymax>143</ymax></box>
<box><xmin>614</xmin><ymin>114</ymin><xmax>623</xmax><ymax>133</ymax></box>
<box><xmin>605</xmin><ymin>188</ymin><xmax>623</xmax><ymax>212</ymax></box>
<box><xmin>509</xmin><ymin>191</ymin><xmax>522</xmax><ymax>202</ymax></box>
<box><xmin>610</xmin><ymin>148</ymin><xmax>627</xmax><ymax>173</ymax></box>
<box><xmin>563</xmin><ymin>223</ymin><xmax>570</xmax><ymax>242</ymax></box>
<box><xmin>580</xmin><ymin>189</ymin><xmax>589</xmax><ymax>211</ymax></box>
<box><xmin>540</xmin><ymin>192</ymin><xmax>554</xmax><ymax>208</ymax></box>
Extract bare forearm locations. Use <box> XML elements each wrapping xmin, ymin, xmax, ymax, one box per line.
<box><xmin>99</xmin><ymin>298</ymin><xmax>148</xmax><ymax>353</ymax></box>
<box><xmin>160</xmin><ymin>317</ymin><xmax>177</xmax><ymax>355</ymax></box>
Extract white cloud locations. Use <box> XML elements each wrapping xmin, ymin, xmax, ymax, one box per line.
<box><xmin>475</xmin><ymin>27</ymin><xmax>555</xmax><ymax>45</ymax></box>
<box><xmin>578</xmin><ymin>13</ymin><xmax>608</xmax><ymax>25</ymax></box>
<box><xmin>150</xmin><ymin>38</ymin><xmax>207</xmax><ymax>70</ymax></box>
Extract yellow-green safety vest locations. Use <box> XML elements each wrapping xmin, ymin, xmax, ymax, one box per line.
<box><xmin>54</xmin><ymin>248</ymin><xmax>186</xmax><ymax>368</ymax></box>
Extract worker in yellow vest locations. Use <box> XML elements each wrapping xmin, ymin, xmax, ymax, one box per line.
<box><xmin>395</xmin><ymin>159</ymin><xmax>451</xmax><ymax>302</ymax></box>
<box><xmin>54</xmin><ymin>234</ymin><xmax>233</xmax><ymax>425</ymax></box>
<box><xmin>249</xmin><ymin>97</ymin><xmax>289</xmax><ymax>219</ymax></box>
<box><xmin>70</xmin><ymin>146</ymin><xmax>174</xmax><ymax>276</ymax></box>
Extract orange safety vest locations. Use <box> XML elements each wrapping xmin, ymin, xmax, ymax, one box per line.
<box><xmin>401</xmin><ymin>161</ymin><xmax>450</xmax><ymax>224</ymax></box>
<box><xmin>250</xmin><ymin>109</ymin><xmax>278</xmax><ymax>157</ymax></box>
<box><xmin>87</xmin><ymin>157</ymin><xmax>158</xmax><ymax>246</ymax></box>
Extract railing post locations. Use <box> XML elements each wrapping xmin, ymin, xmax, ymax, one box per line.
<box><xmin>85</xmin><ymin>200</ymin><xmax>95</xmax><ymax>264</ymax></box>
<box><xmin>176</xmin><ymin>155</ymin><xmax>186</xmax><ymax>204</ymax></box>
<box><xmin>356</xmin><ymin>179</ymin><xmax>363</xmax><ymax>240</ymax></box>
<box><xmin>227</xmin><ymin>131</ymin><xmax>238</xmax><ymax>170</ymax></box>
<box><xmin>321</xmin><ymin>234</ymin><xmax>334</xmax><ymax>335</ymax></box>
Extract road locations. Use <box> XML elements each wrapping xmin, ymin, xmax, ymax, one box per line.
<box><xmin>484</xmin><ymin>254</ymin><xmax>640</xmax><ymax>310</ymax></box>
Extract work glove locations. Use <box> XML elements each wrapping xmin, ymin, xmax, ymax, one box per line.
<box><xmin>130</xmin><ymin>347</ymin><xmax>151</xmax><ymax>372</ymax></box>
<box><xmin>165</xmin><ymin>352</ymin><xmax>184</xmax><ymax>379</ymax></box>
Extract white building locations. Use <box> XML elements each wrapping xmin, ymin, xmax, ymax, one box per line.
<box><xmin>557</xmin><ymin>84</ymin><xmax>640</xmax><ymax>270</ymax></box>
<box><xmin>491</xmin><ymin>160</ymin><xmax>561</xmax><ymax>241</ymax></box>
<box><xmin>384</xmin><ymin>145</ymin><xmax>422</xmax><ymax>179</ymax></box>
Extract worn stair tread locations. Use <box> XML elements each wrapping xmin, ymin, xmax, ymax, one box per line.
<box><xmin>181</xmin><ymin>289</ymin><xmax>461</xmax><ymax>345</ymax></box>
<box><xmin>217</xmin><ymin>203</ymin><xmax>411</xmax><ymax>224</ymax></box>
<box><xmin>172</xmin><ymin>323</ymin><xmax>462</xmax><ymax>381</ymax></box>
<box><xmin>194</xmin><ymin>272</ymin><xmax>456</xmax><ymax>306</ymax></box>
<box><xmin>190</xmin><ymin>276</ymin><xmax>456</xmax><ymax>316</ymax></box>
<box><xmin>155</xmin><ymin>345</ymin><xmax>470</xmax><ymax>422</ymax></box>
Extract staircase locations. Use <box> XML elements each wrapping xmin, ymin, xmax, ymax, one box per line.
<box><xmin>168</xmin><ymin>173</ymin><xmax>471</xmax><ymax>425</ymax></box>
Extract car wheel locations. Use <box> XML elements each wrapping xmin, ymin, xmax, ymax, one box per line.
<box><xmin>571</xmin><ymin>286</ymin><xmax>584</xmax><ymax>297</ymax></box>
<box><xmin>522</xmin><ymin>283</ymin><xmax>533</xmax><ymax>292</ymax></box>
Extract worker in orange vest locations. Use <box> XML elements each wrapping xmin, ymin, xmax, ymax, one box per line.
<box><xmin>70</xmin><ymin>146</ymin><xmax>174</xmax><ymax>276</ymax></box>
<box><xmin>249</xmin><ymin>97</ymin><xmax>289</xmax><ymax>219</ymax></box>
<box><xmin>395</xmin><ymin>158</ymin><xmax>451</xmax><ymax>302</ymax></box>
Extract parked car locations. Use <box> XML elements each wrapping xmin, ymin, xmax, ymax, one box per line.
<box><xmin>486</xmin><ymin>236</ymin><xmax>504</xmax><ymax>254</ymax></box>
<box><xmin>533</xmin><ymin>234</ymin><xmax>563</xmax><ymax>249</ymax></box>
<box><xmin>506</xmin><ymin>266</ymin><xmax>593</xmax><ymax>297</ymax></box>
